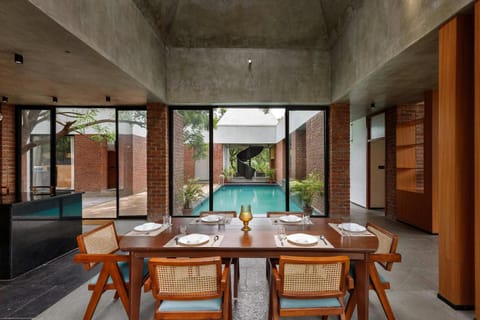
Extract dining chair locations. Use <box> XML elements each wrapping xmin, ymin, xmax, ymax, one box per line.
<box><xmin>265</xmin><ymin>211</ymin><xmax>305</xmax><ymax>279</ymax></box>
<box><xmin>200</xmin><ymin>210</ymin><xmax>240</xmax><ymax>298</ymax></box>
<box><xmin>148</xmin><ymin>256</ymin><xmax>231</xmax><ymax>320</ymax></box>
<box><xmin>345</xmin><ymin>222</ymin><xmax>402</xmax><ymax>320</ymax></box>
<box><xmin>74</xmin><ymin>221</ymin><xmax>149</xmax><ymax>320</ymax></box>
<box><xmin>270</xmin><ymin>255</ymin><xmax>351</xmax><ymax>320</ymax></box>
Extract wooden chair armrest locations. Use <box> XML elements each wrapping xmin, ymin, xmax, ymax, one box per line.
<box><xmin>221</xmin><ymin>262</ymin><xmax>230</xmax><ymax>290</ymax></box>
<box><xmin>272</xmin><ymin>267</ymin><xmax>281</xmax><ymax>289</ymax></box>
<box><xmin>74</xmin><ymin>253</ymin><xmax>129</xmax><ymax>264</ymax></box>
<box><xmin>117</xmin><ymin>235</ymin><xmax>123</xmax><ymax>241</ymax></box>
<box><xmin>370</xmin><ymin>253</ymin><xmax>401</xmax><ymax>263</ymax></box>
<box><xmin>346</xmin><ymin>274</ymin><xmax>355</xmax><ymax>290</ymax></box>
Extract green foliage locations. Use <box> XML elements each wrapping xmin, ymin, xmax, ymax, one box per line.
<box><xmin>182</xmin><ymin>179</ymin><xmax>205</xmax><ymax>209</ymax></box>
<box><xmin>290</xmin><ymin>173</ymin><xmax>324</xmax><ymax>208</ymax></box>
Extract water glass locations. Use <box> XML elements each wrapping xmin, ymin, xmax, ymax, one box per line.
<box><xmin>163</xmin><ymin>215</ymin><xmax>171</xmax><ymax>226</ymax></box>
<box><xmin>179</xmin><ymin>225</ymin><xmax>187</xmax><ymax>235</ymax></box>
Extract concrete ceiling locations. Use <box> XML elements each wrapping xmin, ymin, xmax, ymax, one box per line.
<box><xmin>0</xmin><ymin>0</ymin><xmax>149</xmax><ymax>106</ymax></box>
<box><xmin>132</xmin><ymin>0</ymin><xmax>357</xmax><ymax>49</ymax></box>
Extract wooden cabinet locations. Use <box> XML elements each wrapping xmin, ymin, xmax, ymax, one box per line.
<box><xmin>396</xmin><ymin>119</ymin><xmax>424</xmax><ymax>192</ymax></box>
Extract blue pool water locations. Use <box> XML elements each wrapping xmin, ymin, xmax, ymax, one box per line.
<box><xmin>193</xmin><ymin>185</ymin><xmax>303</xmax><ymax>215</ymax></box>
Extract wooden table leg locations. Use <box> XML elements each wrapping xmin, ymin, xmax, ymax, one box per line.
<box><xmin>355</xmin><ymin>257</ymin><xmax>369</xmax><ymax>320</ymax></box>
<box><xmin>128</xmin><ymin>253</ymin><xmax>144</xmax><ymax>320</ymax></box>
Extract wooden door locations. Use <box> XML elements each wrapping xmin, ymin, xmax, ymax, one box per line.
<box><xmin>369</xmin><ymin>138</ymin><xmax>385</xmax><ymax>208</ymax></box>
<box><xmin>107</xmin><ymin>151</ymin><xmax>117</xmax><ymax>189</ymax></box>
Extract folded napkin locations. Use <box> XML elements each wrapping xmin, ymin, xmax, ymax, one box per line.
<box><xmin>164</xmin><ymin>234</ymin><xmax>224</xmax><ymax>247</ymax></box>
<box><xmin>328</xmin><ymin>223</ymin><xmax>375</xmax><ymax>237</ymax></box>
<box><xmin>274</xmin><ymin>235</ymin><xmax>334</xmax><ymax>248</ymax></box>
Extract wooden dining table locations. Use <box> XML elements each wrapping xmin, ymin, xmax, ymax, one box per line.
<box><xmin>119</xmin><ymin>217</ymin><xmax>378</xmax><ymax>320</ymax></box>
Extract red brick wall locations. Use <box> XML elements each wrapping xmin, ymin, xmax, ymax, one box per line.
<box><xmin>306</xmin><ymin>112</ymin><xmax>326</xmax><ymax>213</ymax></box>
<box><xmin>275</xmin><ymin>140</ymin><xmax>285</xmax><ymax>186</ymax></box>
<box><xmin>0</xmin><ymin>104</ymin><xmax>16</xmax><ymax>203</ymax></box>
<box><xmin>385</xmin><ymin>107</ymin><xmax>397</xmax><ymax>218</ymax></box>
<box><xmin>213</xmin><ymin>143</ymin><xmax>223</xmax><ymax>184</ymax></box>
<box><xmin>147</xmin><ymin>103</ymin><xmax>169</xmax><ymax>221</ymax></box>
<box><xmin>118</xmin><ymin>134</ymin><xmax>131</xmax><ymax>195</ymax></box>
<box><xmin>74</xmin><ymin>135</ymin><xmax>108</xmax><ymax>192</ymax></box>
<box><xmin>173</xmin><ymin>111</ymin><xmax>184</xmax><ymax>215</ymax></box>
<box><xmin>329</xmin><ymin>104</ymin><xmax>350</xmax><ymax>217</ymax></box>
<box><xmin>131</xmin><ymin>134</ymin><xmax>147</xmax><ymax>194</ymax></box>
<box><xmin>290</xmin><ymin>130</ymin><xmax>306</xmax><ymax>179</ymax></box>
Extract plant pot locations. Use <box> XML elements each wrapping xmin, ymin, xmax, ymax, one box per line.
<box><xmin>303</xmin><ymin>206</ymin><xmax>313</xmax><ymax>216</ymax></box>
<box><xmin>182</xmin><ymin>208</ymin><xmax>193</xmax><ymax>215</ymax></box>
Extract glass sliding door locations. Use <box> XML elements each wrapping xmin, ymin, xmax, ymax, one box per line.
<box><xmin>288</xmin><ymin>110</ymin><xmax>327</xmax><ymax>216</ymax></box>
<box><xmin>20</xmin><ymin>109</ymin><xmax>52</xmax><ymax>199</ymax></box>
<box><xmin>56</xmin><ymin>108</ymin><xmax>117</xmax><ymax>218</ymax></box>
<box><xmin>118</xmin><ymin>110</ymin><xmax>147</xmax><ymax>216</ymax></box>
<box><xmin>171</xmin><ymin>109</ymin><xmax>210</xmax><ymax>216</ymax></box>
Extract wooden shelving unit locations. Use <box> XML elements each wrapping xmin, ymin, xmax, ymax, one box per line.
<box><xmin>395</xmin><ymin>99</ymin><xmax>436</xmax><ymax>234</ymax></box>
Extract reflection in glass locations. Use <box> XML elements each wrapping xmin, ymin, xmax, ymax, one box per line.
<box><xmin>21</xmin><ymin>110</ymin><xmax>52</xmax><ymax>197</ymax></box>
<box><xmin>118</xmin><ymin>110</ymin><xmax>147</xmax><ymax>216</ymax></box>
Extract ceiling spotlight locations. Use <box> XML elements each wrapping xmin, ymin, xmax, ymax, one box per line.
<box><xmin>370</xmin><ymin>102</ymin><xmax>375</xmax><ymax>109</ymax></box>
<box><xmin>14</xmin><ymin>53</ymin><xmax>23</xmax><ymax>64</ymax></box>
<box><xmin>52</xmin><ymin>96</ymin><xmax>58</xmax><ymax>103</ymax></box>
<box><xmin>248</xmin><ymin>58</ymin><xmax>252</xmax><ymax>70</ymax></box>
<box><xmin>106</xmin><ymin>95</ymin><xmax>111</xmax><ymax>102</ymax></box>
<box><xmin>2</xmin><ymin>96</ymin><xmax>8</xmax><ymax>103</ymax></box>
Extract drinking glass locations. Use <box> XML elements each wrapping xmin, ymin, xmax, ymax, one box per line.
<box><xmin>163</xmin><ymin>215</ymin><xmax>171</xmax><ymax>226</ymax></box>
<box><xmin>179</xmin><ymin>225</ymin><xmax>187</xmax><ymax>234</ymax></box>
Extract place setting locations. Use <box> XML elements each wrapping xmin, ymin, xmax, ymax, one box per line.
<box><xmin>164</xmin><ymin>225</ymin><xmax>224</xmax><ymax>247</ymax></box>
<box><xmin>125</xmin><ymin>222</ymin><xmax>170</xmax><ymax>236</ymax></box>
<box><xmin>270</xmin><ymin>214</ymin><xmax>313</xmax><ymax>225</ymax></box>
<box><xmin>190</xmin><ymin>214</ymin><xmax>231</xmax><ymax>225</ymax></box>
<box><xmin>274</xmin><ymin>226</ymin><xmax>333</xmax><ymax>248</ymax></box>
<box><xmin>328</xmin><ymin>222</ymin><xmax>375</xmax><ymax>237</ymax></box>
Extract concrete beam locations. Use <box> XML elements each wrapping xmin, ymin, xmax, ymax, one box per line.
<box><xmin>29</xmin><ymin>0</ymin><xmax>166</xmax><ymax>101</ymax></box>
<box><xmin>167</xmin><ymin>47</ymin><xmax>330</xmax><ymax>105</ymax></box>
<box><xmin>331</xmin><ymin>0</ymin><xmax>474</xmax><ymax>103</ymax></box>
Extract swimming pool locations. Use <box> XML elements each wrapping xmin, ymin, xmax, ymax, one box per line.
<box><xmin>193</xmin><ymin>184</ymin><xmax>303</xmax><ymax>215</ymax></box>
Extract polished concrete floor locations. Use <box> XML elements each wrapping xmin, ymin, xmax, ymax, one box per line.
<box><xmin>1</xmin><ymin>204</ymin><xmax>475</xmax><ymax>319</ymax></box>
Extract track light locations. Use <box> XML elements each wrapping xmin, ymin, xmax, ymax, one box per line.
<box><xmin>106</xmin><ymin>95</ymin><xmax>111</xmax><ymax>102</ymax></box>
<box><xmin>2</xmin><ymin>96</ymin><xmax>8</xmax><ymax>103</ymax></box>
<box><xmin>52</xmin><ymin>96</ymin><xmax>58</xmax><ymax>103</ymax></box>
<box><xmin>14</xmin><ymin>53</ymin><xmax>23</xmax><ymax>64</ymax></box>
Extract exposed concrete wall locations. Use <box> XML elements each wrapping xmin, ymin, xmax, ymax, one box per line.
<box><xmin>331</xmin><ymin>0</ymin><xmax>474</xmax><ymax>102</ymax></box>
<box><xmin>29</xmin><ymin>0</ymin><xmax>166</xmax><ymax>101</ymax></box>
<box><xmin>167</xmin><ymin>48</ymin><xmax>330</xmax><ymax>104</ymax></box>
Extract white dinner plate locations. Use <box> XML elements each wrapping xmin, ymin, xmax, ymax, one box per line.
<box><xmin>286</xmin><ymin>233</ymin><xmax>318</xmax><ymax>246</ymax></box>
<box><xmin>201</xmin><ymin>215</ymin><xmax>220</xmax><ymax>223</ymax></box>
<box><xmin>280</xmin><ymin>215</ymin><xmax>302</xmax><ymax>223</ymax></box>
<box><xmin>133</xmin><ymin>222</ymin><xmax>163</xmax><ymax>232</ymax></box>
<box><xmin>338</xmin><ymin>223</ymin><xmax>367</xmax><ymax>233</ymax></box>
<box><xmin>178</xmin><ymin>233</ymin><xmax>210</xmax><ymax>246</ymax></box>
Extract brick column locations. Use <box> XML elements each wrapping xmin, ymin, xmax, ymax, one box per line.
<box><xmin>329</xmin><ymin>103</ymin><xmax>350</xmax><ymax>217</ymax></box>
<box><xmin>147</xmin><ymin>103</ymin><xmax>169</xmax><ymax>221</ymax></box>
<box><xmin>0</xmin><ymin>104</ymin><xmax>16</xmax><ymax>204</ymax></box>
<box><xmin>385</xmin><ymin>107</ymin><xmax>396</xmax><ymax>219</ymax></box>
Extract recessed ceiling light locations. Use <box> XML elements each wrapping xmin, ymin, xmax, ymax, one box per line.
<box><xmin>106</xmin><ymin>95</ymin><xmax>111</xmax><ymax>102</ymax></box>
<box><xmin>52</xmin><ymin>96</ymin><xmax>58</xmax><ymax>103</ymax></box>
<box><xmin>2</xmin><ymin>96</ymin><xmax>8</xmax><ymax>103</ymax></box>
<box><xmin>14</xmin><ymin>53</ymin><xmax>23</xmax><ymax>64</ymax></box>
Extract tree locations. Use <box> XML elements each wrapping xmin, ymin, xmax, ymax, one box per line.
<box><xmin>21</xmin><ymin>109</ymin><xmax>145</xmax><ymax>154</ymax></box>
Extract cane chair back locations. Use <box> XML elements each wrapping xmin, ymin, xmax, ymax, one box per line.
<box><xmin>366</xmin><ymin>222</ymin><xmax>399</xmax><ymax>271</ymax></box>
<box><xmin>149</xmin><ymin>256</ymin><xmax>230</xmax><ymax>320</ymax></box>
<box><xmin>77</xmin><ymin>222</ymin><xmax>119</xmax><ymax>270</ymax></box>
<box><xmin>270</xmin><ymin>256</ymin><xmax>350</xmax><ymax>319</ymax></box>
<box><xmin>199</xmin><ymin>211</ymin><xmax>240</xmax><ymax>298</ymax></box>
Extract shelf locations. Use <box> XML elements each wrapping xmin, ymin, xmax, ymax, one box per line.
<box><xmin>396</xmin><ymin>166</ymin><xmax>423</xmax><ymax>169</ymax></box>
<box><xmin>397</xmin><ymin>187</ymin><xmax>424</xmax><ymax>194</ymax></box>
<box><xmin>396</xmin><ymin>142</ymin><xmax>424</xmax><ymax>148</ymax></box>
<box><xmin>396</xmin><ymin>118</ymin><xmax>423</xmax><ymax>128</ymax></box>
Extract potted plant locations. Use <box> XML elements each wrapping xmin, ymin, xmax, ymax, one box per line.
<box><xmin>265</xmin><ymin>167</ymin><xmax>276</xmax><ymax>183</ymax></box>
<box><xmin>182</xmin><ymin>178</ymin><xmax>205</xmax><ymax>215</ymax></box>
<box><xmin>222</xmin><ymin>167</ymin><xmax>235</xmax><ymax>183</ymax></box>
<box><xmin>290</xmin><ymin>173</ymin><xmax>324</xmax><ymax>215</ymax></box>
